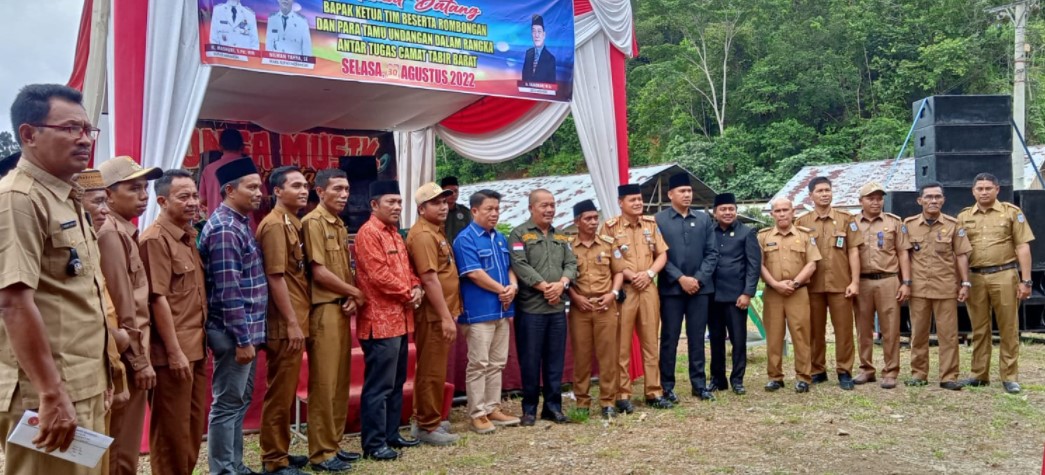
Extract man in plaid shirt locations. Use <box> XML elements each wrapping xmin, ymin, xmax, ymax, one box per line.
<box><xmin>199</xmin><ymin>157</ymin><xmax>268</xmax><ymax>475</ymax></box>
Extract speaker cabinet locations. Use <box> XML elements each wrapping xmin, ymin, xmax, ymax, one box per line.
<box><xmin>913</xmin><ymin>124</ymin><xmax>1013</xmax><ymax>157</ymax></box>
<box><xmin>914</xmin><ymin>154</ymin><xmax>1013</xmax><ymax>188</ymax></box>
<box><xmin>885</xmin><ymin>191</ymin><xmax>921</xmax><ymax>219</ymax></box>
<box><xmin>937</xmin><ymin>186</ymin><xmax>1013</xmax><ymax>217</ymax></box>
<box><xmin>912</xmin><ymin>95</ymin><xmax>1012</xmax><ymax>129</ymax></box>
<box><xmin>1015</xmin><ymin>190</ymin><xmax>1045</xmax><ymax>270</ymax></box>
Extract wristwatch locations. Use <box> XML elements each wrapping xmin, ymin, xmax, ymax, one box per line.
<box><xmin>961</xmin><ymin>281</ymin><xmax>972</xmax><ymax>288</ymax></box>
<box><xmin>563</xmin><ymin>281</ymin><xmax>571</xmax><ymax>290</ymax></box>
<box><xmin>646</xmin><ymin>269</ymin><xmax>656</xmax><ymax>279</ymax></box>
<box><xmin>902</xmin><ymin>280</ymin><xmax>913</xmax><ymax>286</ymax></box>
<box><xmin>1021</xmin><ymin>279</ymin><xmax>1034</xmax><ymax>286</ymax></box>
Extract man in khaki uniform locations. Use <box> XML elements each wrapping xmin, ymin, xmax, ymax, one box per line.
<box><xmin>795</xmin><ymin>177</ymin><xmax>860</xmax><ymax>390</ymax></box>
<box><xmin>903</xmin><ymin>182</ymin><xmax>971</xmax><ymax>391</ymax></box>
<box><xmin>0</xmin><ymin>84</ymin><xmax>108</xmax><ymax>474</ymax></box>
<box><xmin>759</xmin><ymin>198</ymin><xmax>821</xmax><ymax>393</ymax></box>
<box><xmin>257</xmin><ymin>166</ymin><xmax>312</xmax><ymax>474</ymax></box>
<box><xmin>139</xmin><ymin>169</ymin><xmax>209</xmax><ymax>475</ymax></box>
<box><xmin>956</xmin><ymin>172</ymin><xmax>1034</xmax><ymax>394</ymax></box>
<box><xmin>302</xmin><ymin>168</ymin><xmax>364</xmax><ymax>471</ymax></box>
<box><xmin>97</xmin><ymin>155</ymin><xmax>162</xmax><ymax>474</ymax></box>
<box><xmin>405</xmin><ymin>182</ymin><xmax>461</xmax><ymax>446</ymax></box>
<box><xmin>853</xmin><ymin>182</ymin><xmax>912</xmax><ymax>390</ymax></box>
<box><xmin>601</xmin><ymin>183</ymin><xmax>672</xmax><ymax>411</ymax></box>
<box><xmin>567</xmin><ymin>199</ymin><xmax>623</xmax><ymax>419</ymax></box>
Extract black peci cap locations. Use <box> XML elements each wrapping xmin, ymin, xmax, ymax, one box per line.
<box><xmin>573</xmin><ymin>199</ymin><xmax>597</xmax><ymax>218</ymax></box>
<box><xmin>369</xmin><ymin>179</ymin><xmax>401</xmax><ymax>199</ymax></box>
<box><xmin>617</xmin><ymin>183</ymin><xmax>641</xmax><ymax>197</ymax></box>
<box><xmin>668</xmin><ymin>173</ymin><xmax>691</xmax><ymax>191</ymax></box>
<box><xmin>216</xmin><ymin>158</ymin><xmax>259</xmax><ymax>186</ymax></box>
<box><xmin>714</xmin><ymin>193</ymin><xmax>736</xmax><ymax>208</ymax></box>
<box><xmin>439</xmin><ymin>176</ymin><xmax>459</xmax><ymax>187</ymax></box>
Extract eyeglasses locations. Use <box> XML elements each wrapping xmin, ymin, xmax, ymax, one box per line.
<box><xmin>32</xmin><ymin>123</ymin><xmax>100</xmax><ymax>140</ymax></box>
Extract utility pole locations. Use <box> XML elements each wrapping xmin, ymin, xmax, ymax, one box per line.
<box><xmin>989</xmin><ymin>1</ymin><xmax>1037</xmax><ymax>189</ymax></box>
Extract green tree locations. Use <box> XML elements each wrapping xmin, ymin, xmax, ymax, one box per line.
<box><xmin>0</xmin><ymin>131</ymin><xmax>19</xmax><ymax>158</ymax></box>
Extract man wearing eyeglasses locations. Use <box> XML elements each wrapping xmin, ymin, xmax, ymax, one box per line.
<box><xmin>0</xmin><ymin>84</ymin><xmax>109</xmax><ymax>474</ymax></box>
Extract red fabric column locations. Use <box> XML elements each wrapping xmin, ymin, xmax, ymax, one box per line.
<box><xmin>611</xmin><ymin>46</ymin><xmax>629</xmax><ymax>184</ymax></box>
<box><xmin>111</xmin><ymin>0</ymin><xmax>147</xmax><ymax>164</ymax></box>
<box><xmin>67</xmin><ymin>0</ymin><xmax>94</xmax><ymax>91</ymax></box>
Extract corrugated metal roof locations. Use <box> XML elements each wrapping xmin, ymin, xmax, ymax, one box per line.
<box><xmin>457</xmin><ymin>163</ymin><xmax>713</xmax><ymax>229</ymax></box>
<box><xmin>771</xmin><ymin>145</ymin><xmax>1045</xmax><ymax>211</ymax></box>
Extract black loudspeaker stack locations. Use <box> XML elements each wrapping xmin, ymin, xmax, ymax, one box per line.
<box><xmin>1015</xmin><ymin>190</ymin><xmax>1045</xmax><ymax>271</ymax></box>
<box><xmin>890</xmin><ymin>95</ymin><xmax>1014</xmax><ymax>218</ymax></box>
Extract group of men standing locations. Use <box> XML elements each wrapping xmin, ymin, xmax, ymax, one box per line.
<box><xmin>0</xmin><ymin>83</ymin><xmax>1034</xmax><ymax>475</ymax></box>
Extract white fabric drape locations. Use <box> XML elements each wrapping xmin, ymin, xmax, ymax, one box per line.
<box><xmin>590</xmin><ymin>0</ymin><xmax>634</xmax><ymax>55</ymax></box>
<box><xmin>570</xmin><ymin>30</ymin><xmax>621</xmax><ymax>216</ymax></box>
<box><xmin>82</xmin><ymin>0</ymin><xmax>111</xmax><ymax>123</ymax></box>
<box><xmin>140</xmin><ymin>0</ymin><xmax>212</xmax><ymax>228</ymax></box>
<box><xmin>435</xmin><ymin>102</ymin><xmax>570</xmax><ymax>163</ymax></box>
<box><xmin>394</xmin><ymin>128</ymin><xmax>437</xmax><ymax>228</ymax></box>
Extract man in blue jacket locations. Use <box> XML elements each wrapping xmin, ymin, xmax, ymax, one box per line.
<box><xmin>655</xmin><ymin>173</ymin><xmax>719</xmax><ymax>402</ymax></box>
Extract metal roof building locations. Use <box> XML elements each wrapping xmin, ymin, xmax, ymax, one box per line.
<box><xmin>458</xmin><ymin>163</ymin><xmax>716</xmax><ymax>229</ymax></box>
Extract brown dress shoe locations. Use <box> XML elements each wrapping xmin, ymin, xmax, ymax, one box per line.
<box><xmin>853</xmin><ymin>373</ymin><xmax>877</xmax><ymax>385</ymax></box>
<box><xmin>487</xmin><ymin>409</ymin><xmax>521</xmax><ymax>426</ymax></box>
<box><xmin>880</xmin><ymin>377</ymin><xmax>897</xmax><ymax>389</ymax></box>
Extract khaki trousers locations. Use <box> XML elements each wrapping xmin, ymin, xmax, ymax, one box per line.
<box><xmin>908</xmin><ymin>297</ymin><xmax>959</xmax><ymax>382</ymax></box>
<box><xmin>261</xmin><ymin>338</ymin><xmax>305</xmax><ymax>471</ymax></box>
<box><xmin>618</xmin><ymin>285</ymin><xmax>661</xmax><ymax>400</ymax></box>
<box><xmin>855</xmin><ymin>278</ymin><xmax>901</xmax><ymax>379</ymax></box>
<box><xmin>149</xmin><ymin>360</ymin><xmax>208</xmax><ymax>475</ymax></box>
<box><xmin>966</xmin><ymin>269</ymin><xmax>1021</xmax><ymax>382</ymax></box>
<box><xmin>413</xmin><ymin>317</ymin><xmax>453</xmax><ymax>431</ymax></box>
<box><xmin>306</xmin><ymin>303</ymin><xmax>352</xmax><ymax>464</ymax></box>
<box><xmin>108</xmin><ymin>371</ymin><xmax>147</xmax><ymax>475</ymax></box>
<box><xmin>461</xmin><ymin>318</ymin><xmax>510</xmax><ymax>420</ymax></box>
<box><xmin>809</xmin><ymin>292</ymin><xmax>855</xmax><ymax>375</ymax></box>
<box><xmin>0</xmin><ymin>385</ymin><xmax>106</xmax><ymax>475</ymax></box>
<box><xmin>763</xmin><ymin>287</ymin><xmax>812</xmax><ymax>383</ymax></box>
<box><xmin>569</xmin><ymin>305</ymin><xmax>619</xmax><ymax>409</ymax></box>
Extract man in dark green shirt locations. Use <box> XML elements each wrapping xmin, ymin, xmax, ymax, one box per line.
<box><xmin>441</xmin><ymin>176</ymin><xmax>473</xmax><ymax>243</ymax></box>
<box><xmin>508</xmin><ymin>189</ymin><xmax>577</xmax><ymax>426</ymax></box>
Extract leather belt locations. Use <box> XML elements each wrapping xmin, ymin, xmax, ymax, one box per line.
<box><xmin>970</xmin><ymin>262</ymin><xmax>1018</xmax><ymax>275</ymax></box>
<box><xmin>860</xmin><ymin>272</ymin><xmax>897</xmax><ymax>280</ymax></box>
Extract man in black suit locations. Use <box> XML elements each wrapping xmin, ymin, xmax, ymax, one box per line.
<box><xmin>709</xmin><ymin>193</ymin><xmax>761</xmax><ymax>395</ymax></box>
<box><xmin>522</xmin><ymin>14</ymin><xmax>556</xmax><ymax>83</ymax></box>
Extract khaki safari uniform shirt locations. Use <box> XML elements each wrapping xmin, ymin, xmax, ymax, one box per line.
<box><xmin>303</xmin><ymin>204</ymin><xmax>355</xmax><ymax>305</ymax></box>
<box><xmin>257</xmin><ymin>207</ymin><xmax>310</xmax><ymax>338</ymax></box>
<box><xmin>856</xmin><ymin>213</ymin><xmax>911</xmax><ymax>274</ymax></box>
<box><xmin>600</xmin><ymin>215</ymin><xmax>668</xmax><ymax>281</ymax></box>
<box><xmin>904</xmin><ymin>213</ymin><xmax>972</xmax><ymax>299</ymax></box>
<box><xmin>956</xmin><ymin>201</ymin><xmax>1035</xmax><ymax>268</ymax></box>
<box><xmin>0</xmin><ymin>161</ymin><xmax>108</xmax><ymax>410</ymax></box>
<box><xmin>140</xmin><ymin>214</ymin><xmax>208</xmax><ymax>365</ymax></box>
<box><xmin>758</xmin><ymin>225</ymin><xmax>822</xmax><ymax>282</ymax></box>
<box><xmin>571</xmin><ymin>234</ymin><xmax>623</xmax><ymax>297</ymax></box>
<box><xmin>406</xmin><ymin>218</ymin><xmax>463</xmax><ymax>323</ymax></box>
<box><xmin>795</xmin><ymin>208</ymin><xmax>861</xmax><ymax>293</ymax></box>
<box><xmin>98</xmin><ymin>212</ymin><xmax>152</xmax><ymax>371</ymax></box>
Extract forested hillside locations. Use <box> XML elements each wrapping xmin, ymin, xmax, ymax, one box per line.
<box><xmin>436</xmin><ymin>0</ymin><xmax>1045</xmax><ymax>200</ymax></box>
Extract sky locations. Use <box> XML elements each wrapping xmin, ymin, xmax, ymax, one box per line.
<box><xmin>0</xmin><ymin>1</ymin><xmax>83</xmax><ymax>134</ymax></box>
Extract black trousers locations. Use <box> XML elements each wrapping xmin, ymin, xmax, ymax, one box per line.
<box><xmin>709</xmin><ymin>300</ymin><xmax>748</xmax><ymax>387</ymax></box>
<box><xmin>659</xmin><ymin>293</ymin><xmax>710</xmax><ymax>393</ymax></box>
<box><xmin>359</xmin><ymin>334</ymin><xmax>408</xmax><ymax>453</ymax></box>
<box><xmin>515</xmin><ymin>310</ymin><xmax>567</xmax><ymax>415</ymax></box>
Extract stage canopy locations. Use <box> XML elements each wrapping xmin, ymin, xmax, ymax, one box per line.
<box><xmin>70</xmin><ymin>0</ymin><xmax>635</xmax><ymax>227</ymax></box>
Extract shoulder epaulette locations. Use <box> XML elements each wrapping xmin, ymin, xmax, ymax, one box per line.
<box><xmin>0</xmin><ymin>169</ymin><xmax>32</xmax><ymax>195</ymax></box>
<box><xmin>959</xmin><ymin>205</ymin><xmax>975</xmax><ymax>214</ymax></box>
<box><xmin>641</xmin><ymin>215</ymin><xmax>656</xmax><ymax>222</ymax></box>
<box><xmin>795</xmin><ymin>211</ymin><xmax>811</xmax><ymax>221</ymax></box>
<box><xmin>795</xmin><ymin>225</ymin><xmax>812</xmax><ymax>233</ymax></box>
<box><xmin>883</xmin><ymin>212</ymin><xmax>902</xmax><ymax>222</ymax></box>
<box><xmin>1002</xmin><ymin>202</ymin><xmax>1023</xmax><ymax>212</ymax></box>
<box><xmin>604</xmin><ymin>217</ymin><xmax>618</xmax><ymax>227</ymax></box>
<box><xmin>903</xmin><ymin>215</ymin><xmax>919</xmax><ymax>223</ymax></box>
<box><xmin>599</xmin><ymin>235</ymin><xmax>615</xmax><ymax>244</ymax></box>
<box><xmin>940</xmin><ymin>214</ymin><xmax>958</xmax><ymax>223</ymax></box>
<box><xmin>758</xmin><ymin>227</ymin><xmax>772</xmax><ymax>234</ymax></box>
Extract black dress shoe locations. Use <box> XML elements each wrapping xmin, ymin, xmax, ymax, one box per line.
<box><xmin>364</xmin><ymin>446</ymin><xmax>400</xmax><ymax>461</ymax></box>
<box><xmin>959</xmin><ymin>378</ymin><xmax>989</xmax><ymax>387</ymax></box>
<box><xmin>288</xmin><ymin>455</ymin><xmax>308</xmax><ymax>469</ymax></box>
<box><xmin>615</xmin><ymin>399</ymin><xmax>635</xmax><ymax>414</ymax></box>
<box><xmin>388</xmin><ymin>435</ymin><xmax>421</xmax><ymax>448</ymax></box>
<box><xmin>645</xmin><ymin>396</ymin><xmax>674</xmax><ymax>409</ymax></box>
<box><xmin>601</xmin><ymin>407</ymin><xmax>617</xmax><ymax>419</ymax></box>
<box><xmin>838</xmin><ymin>372</ymin><xmax>855</xmax><ymax>391</ymax></box>
<box><xmin>795</xmin><ymin>381</ymin><xmax>810</xmax><ymax>393</ymax></box>
<box><xmin>940</xmin><ymin>381</ymin><xmax>963</xmax><ymax>391</ymax></box>
<box><xmin>710</xmin><ymin>380</ymin><xmax>729</xmax><ymax>391</ymax></box>
<box><xmin>692</xmin><ymin>389</ymin><xmax>716</xmax><ymax>401</ymax></box>
<box><xmin>237</xmin><ymin>468</ymin><xmax>262</xmax><ymax>475</ymax></box>
<box><xmin>810</xmin><ymin>372</ymin><xmax>829</xmax><ymax>384</ymax></box>
<box><xmin>311</xmin><ymin>457</ymin><xmax>352</xmax><ymax>473</ymax></box>
<box><xmin>266</xmin><ymin>467</ymin><xmax>308</xmax><ymax>475</ymax></box>
<box><xmin>1003</xmin><ymin>381</ymin><xmax>1022</xmax><ymax>394</ymax></box>
<box><xmin>541</xmin><ymin>411</ymin><xmax>569</xmax><ymax>423</ymax></box>
<box><xmin>520</xmin><ymin>413</ymin><xmax>536</xmax><ymax>426</ymax></box>
<box><xmin>336</xmin><ymin>450</ymin><xmax>361</xmax><ymax>462</ymax></box>
<box><xmin>764</xmin><ymin>380</ymin><xmax>784</xmax><ymax>392</ymax></box>
<box><xmin>664</xmin><ymin>390</ymin><xmax>680</xmax><ymax>404</ymax></box>
<box><xmin>732</xmin><ymin>383</ymin><xmax>746</xmax><ymax>395</ymax></box>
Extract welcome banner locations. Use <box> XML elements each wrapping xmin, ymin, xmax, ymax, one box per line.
<box><xmin>198</xmin><ymin>0</ymin><xmax>575</xmax><ymax>101</ymax></box>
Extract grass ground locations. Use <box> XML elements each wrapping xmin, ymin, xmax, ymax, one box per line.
<box><xmin>133</xmin><ymin>334</ymin><xmax>1045</xmax><ymax>474</ymax></box>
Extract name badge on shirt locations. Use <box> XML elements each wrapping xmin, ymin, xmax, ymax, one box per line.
<box><xmin>60</xmin><ymin>220</ymin><xmax>77</xmax><ymax>230</ymax></box>
<box><xmin>835</xmin><ymin>236</ymin><xmax>845</xmax><ymax>249</ymax></box>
